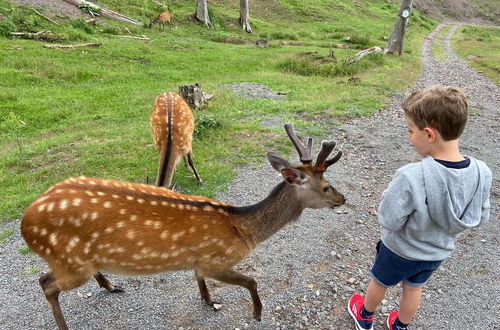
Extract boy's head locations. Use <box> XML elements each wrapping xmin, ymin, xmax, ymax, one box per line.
<box><xmin>402</xmin><ymin>85</ymin><xmax>468</xmax><ymax>141</ymax></box>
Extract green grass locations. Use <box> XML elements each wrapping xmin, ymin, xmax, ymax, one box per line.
<box><xmin>0</xmin><ymin>0</ymin><xmax>436</xmax><ymax>221</ymax></box>
<box><xmin>452</xmin><ymin>25</ymin><xmax>500</xmax><ymax>84</ymax></box>
<box><xmin>0</xmin><ymin>229</ymin><xmax>14</xmax><ymax>243</ymax></box>
<box><xmin>432</xmin><ymin>25</ymin><xmax>451</xmax><ymax>62</ymax></box>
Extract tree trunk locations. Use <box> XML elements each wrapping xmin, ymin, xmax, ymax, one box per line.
<box><xmin>62</xmin><ymin>0</ymin><xmax>143</xmax><ymax>26</ymax></box>
<box><xmin>195</xmin><ymin>0</ymin><xmax>211</xmax><ymax>27</ymax></box>
<box><xmin>239</xmin><ymin>0</ymin><xmax>252</xmax><ymax>33</ymax></box>
<box><xmin>384</xmin><ymin>0</ymin><xmax>413</xmax><ymax>56</ymax></box>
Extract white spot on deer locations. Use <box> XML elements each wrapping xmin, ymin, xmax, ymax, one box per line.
<box><xmin>172</xmin><ymin>231</ymin><xmax>186</xmax><ymax>241</ymax></box>
<box><xmin>82</xmin><ymin>212</ymin><xmax>89</xmax><ymax>220</ymax></box>
<box><xmin>59</xmin><ymin>200</ymin><xmax>68</xmax><ymax>210</ymax></box>
<box><xmin>89</xmin><ymin>180</ymin><xmax>97</xmax><ymax>185</ymax></box>
<box><xmin>137</xmin><ymin>198</ymin><xmax>145</xmax><ymax>204</ymax></box>
<box><xmin>85</xmin><ymin>191</ymin><xmax>94</xmax><ymax>196</ymax></box>
<box><xmin>49</xmin><ymin>233</ymin><xmax>58</xmax><ymax>246</ymax></box>
<box><xmin>90</xmin><ymin>198</ymin><xmax>99</xmax><ymax>204</ymax></box>
<box><xmin>68</xmin><ymin>217</ymin><xmax>81</xmax><ymax>227</ymax></box>
<box><xmin>126</xmin><ymin>230</ymin><xmax>138</xmax><ymax>240</ymax></box>
<box><xmin>118</xmin><ymin>208</ymin><xmax>127</xmax><ymax>214</ymax></box>
<box><xmin>40</xmin><ymin>228</ymin><xmax>48</xmax><ymax>236</ymax></box>
<box><xmin>72</xmin><ymin>198</ymin><xmax>82</xmax><ymax>207</ymax></box>
<box><xmin>202</xmin><ymin>224</ymin><xmax>209</xmax><ymax>230</ymax></box>
<box><xmin>105</xmin><ymin>227</ymin><xmax>114</xmax><ymax>233</ymax></box>
<box><xmin>90</xmin><ymin>212</ymin><xmax>99</xmax><ymax>220</ymax></box>
<box><xmin>103</xmin><ymin>201</ymin><xmax>112</xmax><ymax>208</ymax></box>
<box><xmin>45</xmin><ymin>248</ymin><xmax>51</xmax><ymax>255</ymax></box>
<box><xmin>150</xmin><ymin>201</ymin><xmax>158</xmax><ymax>206</ymax></box>
<box><xmin>116</xmin><ymin>221</ymin><xmax>125</xmax><ymax>228</ymax></box>
<box><xmin>97</xmin><ymin>191</ymin><xmax>106</xmax><ymax>196</ymax></box>
<box><xmin>84</xmin><ymin>243</ymin><xmax>91</xmax><ymax>254</ymax></box>
<box><xmin>126</xmin><ymin>196</ymin><xmax>134</xmax><ymax>201</ymax></box>
<box><xmin>66</xmin><ymin>236</ymin><xmax>80</xmax><ymax>253</ymax></box>
<box><xmin>130</xmin><ymin>215</ymin><xmax>138</xmax><ymax>221</ymax></box>
<box><xmin>189</xmin><ymin>227</ymin><xmax>196</xmax><ymax>234</ymax></box>
<box><xmin>47</xmin><ymin>202</ymin><xmax>55</xmax><ymax>212</ymax></box>
<box><xmin>161</xmin><ymin>201</ymin><xmax>168</xmax><ymax>206</ymax></box>
<box><xmin>160</xmin><ymin>230</ymin><xmax>169</xmax><ymax>239</ymax></box>
<box><xmin>31</xmin><ymin>226</ymin><xmax>39</xmax><ymax>233</ymax></box>
<box><xmin>112</xmin><ymin>194</ymin><xmax>119</xmax><ymax>199</ymax></box>
<box><xmin>38</xmin><ymin>204</ymin><xmax>47</xmax><ymax>212</ymax></box>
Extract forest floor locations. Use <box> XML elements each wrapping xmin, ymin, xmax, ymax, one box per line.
<box><xmin>0</xmin><ymin>21</ymin><xmax>498</xmax><ymax>330</ymax></box>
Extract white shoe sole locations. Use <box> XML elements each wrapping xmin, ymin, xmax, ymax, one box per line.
<box><xmin>347</xmin><ymin>299</ymin><xmax>374</xmax><ymax>330</ymax></box>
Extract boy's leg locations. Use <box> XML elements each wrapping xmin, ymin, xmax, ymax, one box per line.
<box><xmin>364</xmin><ymin>279</ymin><xmax>388</xmax><ymax>312</ymax></box>
<box><xmin>398</xmin><ymin>283</ymin><xmax>423</xmax><ymax>323</ymax></box>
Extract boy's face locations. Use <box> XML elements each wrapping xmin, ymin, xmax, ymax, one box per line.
<box><xmin>406</xmin><ymin>117</ymin><xmax>431</xmax><ymax>156</ymax></box>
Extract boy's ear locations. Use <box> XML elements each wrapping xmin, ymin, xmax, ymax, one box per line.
<box><xmin>281</xmin><ymin>168</ymin><xmax>305</xmax><ymax>185</ymax></box>
<box><xmin>424</xmin><ymin>127</ymin><xmax>437</xmax><ymax>142</ymax></box>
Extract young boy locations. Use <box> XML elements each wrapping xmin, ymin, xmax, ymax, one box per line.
<box><xmin>347</xmin><ymin>85</ymin><xmax>492</xmax><ymax>330</ymax></box>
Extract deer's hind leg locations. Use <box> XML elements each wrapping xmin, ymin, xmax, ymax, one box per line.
<box><xmin>94</xmin><ymin>272</ymin><xmax>124</xmax><ymax>293</ymax></box>
<box><xmin>39</xmin><ymin>270</ymin><xmax>92</xmax><ymax>330</ymax></box>
<box><xmin>185</xmin><ymin>152</ymin><xmax>203</xmax><ymax>185</ymax></box>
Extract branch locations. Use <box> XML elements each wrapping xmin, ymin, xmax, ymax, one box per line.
<box><xmin>115</xmin><ymin>35</ymin><xmax>151</xmax><ymax>40</ymax></box>
<box><xmin>31</xmin><ymin>8</ymin><xmax>60</xmax><ymax>25</ymax></box>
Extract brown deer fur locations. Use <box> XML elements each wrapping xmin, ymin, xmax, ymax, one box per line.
<box><xmin>150</xmin><ymin>92</ymin><xmax>202</xmax><ymax>187</ymax></box>
<box><xmin>149</xmin><ymin>12</ymin><xmax>171</xmax><ymax>30</ymax></box>
<box><xmin>20</xmin><ymin>123</ymin><xmax>345</xmax><ymax>329</ymax></box>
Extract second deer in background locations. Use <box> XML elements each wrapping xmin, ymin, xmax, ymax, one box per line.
<box><xmin>150</xmin><ymin>92</ymin><xmax>202</xmax><ymax>188</ymax></box>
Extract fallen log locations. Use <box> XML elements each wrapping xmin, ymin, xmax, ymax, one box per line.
<box><xmin>345</xmin><ymin>46</ymin><xmax>383</xmax><ymax>65</ymax></box>
<box><xmin>62</xmin><ymin>0</ymin><xmax>143</xmax><ymax>26</ymax></box>
<box><xmin>115</xmin><ymin>35</ymin><xmax>151</xmax><ymax>41</ymax></box>
<box><xmin>10</xmin><ymin>30</ymin><xmax>61</xmax><ymax>41</ymax></box>
<box><xmin>43</xmin><ymin>42</ymin><xmax>102</xmax><ymax>49</ymax></box>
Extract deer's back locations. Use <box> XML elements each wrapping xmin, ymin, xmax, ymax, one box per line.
<box><xmin>150</xmin><ymin>92</ymin><xmax>194</xmax><ymax>155</ymax></box>
<box><xmin>21</xmin><ymin>177</ymin><xmax>252</xmax><ymax>277</ymax></box>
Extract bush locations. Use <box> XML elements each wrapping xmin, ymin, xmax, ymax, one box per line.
<box><xmin>71</xmin><ymin>18</ymin><xmax>95</xmax><ymax>34</ymax></box>
<box><xmin>194</xmin><ymin>114</ymin><xmax>221</xmax><ymax>138</ymax></box>
<box><xmin>0</xmin><ymin>19</ymin><xmax>16</xmax><ymax>37</ymax></box>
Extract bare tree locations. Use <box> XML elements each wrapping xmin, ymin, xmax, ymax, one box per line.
<box><xmin>240</xmin><ymin>0</ymin><xmax>252</xmax><ymax>33</ymax></box>
<box><xmin>195</xmin><ymin>0</ymin><xmax>211</xmax><ymax>27</ymax></box>
<box><xmin>384</xmin><ymin>0</ymin><xmax>413</xmax><ymax>55</ymax></box>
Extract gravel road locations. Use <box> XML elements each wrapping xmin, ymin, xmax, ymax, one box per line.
<box><xmin>0</xmin><ymin>23</ymin><xmax>498</xmax><ymax>330</ymax></box>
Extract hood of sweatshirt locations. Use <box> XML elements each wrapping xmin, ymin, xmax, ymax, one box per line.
<box><xmin>421</xmin><ymin>156</ymin><xmax>488</xmax><ymax>234</ymax></box>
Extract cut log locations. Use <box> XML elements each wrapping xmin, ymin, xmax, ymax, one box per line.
<box><xmin>178</xmin><ymin>84</ymin><xmax>213</xmax><ymax>110</ymax></box>
<box><xmin>11</xmin><ymin>31</ymin><xmax>61</xmax><ymax>41</ymax></box>
<box><xmin>62</xmin><ymin>0</ymin><xmax>143</xmax><ymax>26</ymax></box>
<box><xmin>43</xmin><ymin>43</ymin><xmax>102</xmax><ymax>49</ymax></box>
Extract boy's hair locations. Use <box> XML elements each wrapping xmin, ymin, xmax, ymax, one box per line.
<box><xmin>402</xmin><ymin>85</ymin><xmax>468</xmax><ymax>141</ymax></box>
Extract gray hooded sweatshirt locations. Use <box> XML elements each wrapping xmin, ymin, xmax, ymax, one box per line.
<box><xmin>378</xmin><ymin>156</ymin><xmax>492</xmax><ymax>261</ymax></box>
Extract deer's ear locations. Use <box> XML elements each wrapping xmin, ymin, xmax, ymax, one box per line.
<box><xmin>267</xmin><ymin>152</ymin><xmax>291</xmax><ymax>172</ymax></box>
<box><xmin>281</xmin><ymin>168</ymin><xmax>305</xmax><ymax>185</ymax></box>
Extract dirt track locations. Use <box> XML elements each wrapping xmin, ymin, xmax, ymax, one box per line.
<box><xmin>0</xmin><ymin>23</ymin><xmax>498</xmax><ymax>330</ymax></box>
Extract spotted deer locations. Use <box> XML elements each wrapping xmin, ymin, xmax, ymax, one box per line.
<box><xmin>150</xmin><ymin>92</ymin><xmax>202</xmax><ymax>188</ymax></box>
<box><xmin>149</xmin><ymin>12</ymin><xmax>172</xmax><ymax>30</ymax></box>
<box><xmin>20</xmin><ymin>123</ymin><xmax>345</xmax><ymax>330</ymax></box>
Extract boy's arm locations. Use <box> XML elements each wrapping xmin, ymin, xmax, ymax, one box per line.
<box><xmin>378</xmin><ymin>171</ymin><xmax>414</xmax><ymax>231</ymax></box>
<box><xmin>479</xmin><ymin>169</ymin><xmax>492</xmax><ymax>226</ymax></box>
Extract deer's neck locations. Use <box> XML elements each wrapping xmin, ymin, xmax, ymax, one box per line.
<box><xmin>230</xmin><ymin>182</ymin><xmax>304</xmax><ymax>246</ymax></box>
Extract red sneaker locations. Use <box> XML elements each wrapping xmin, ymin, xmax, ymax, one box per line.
<box><xmin>347</xmin><ymin>294</ymin><xmax>374</xmax><ymax>330</ymax></box>
<box><xmin>387</xmin><ymin>311</ymin><xmax>409</xmax><ymax>330</ymax></box>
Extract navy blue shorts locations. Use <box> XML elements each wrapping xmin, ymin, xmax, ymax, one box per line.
<box><xmin>370</xmin><ymin>241</ymin><xmax>443</xmax><ymax>288</ymax></box>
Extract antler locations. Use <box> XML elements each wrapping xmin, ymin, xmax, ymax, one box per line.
<box><xmin>284</xmin><ymin>123</ymin><xmax>312</xmax><ymax>164</ymax></box>
<box><xmin>315</xmin><ymin>140</ymin><xmax>342</xmax><ymax>169</ymax></box>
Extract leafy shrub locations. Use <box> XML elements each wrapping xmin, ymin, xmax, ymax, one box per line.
<box><xmin>270</xmin><ymin>31</ymin><xmax>298</xmax><ymax>40</ymax></box>
<box><xmin>349</xmin><ymin>34</ymin><xmax>370</xmax><ymax>47</ymax></box>
<box><xmin>0</xmin><ymin>19</ymin><xmax>16</xmax><ymax>37</ymax></box>
<box><xmin>278</xmin><ymin>52</ymin><xmax>385</xmax><ymax>78</ymax></box>
<box><xmin>194</xmin><ymin>114</ymin><xmax>221</xmax><ymax>138</ymax></box>
<box><xmin>71</xmin><ymin>18</ymin><xmax>95</xmax><ymax>34</ymax></box>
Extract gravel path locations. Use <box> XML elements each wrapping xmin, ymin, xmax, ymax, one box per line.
<box><xmin>1</xmin><ymin>23</ymin><xmax>498</xmax><ymax>329</ymax></box>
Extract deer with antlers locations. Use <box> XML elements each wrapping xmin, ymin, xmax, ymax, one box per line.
<box><xmin>20</xmin><ymin>123</ymin><xmax>345</xmax><ymax>329</ymax></box>
<box><xmin>150</xmin><ymin>91</ymin><xmax>202</xmax><ymax>188</ymax></box>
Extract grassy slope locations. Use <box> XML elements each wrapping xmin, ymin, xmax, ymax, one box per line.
<box><xmin>452</xmin><ymin>25</ymin><xmax>500</xmax><ymax>84</ymax></box>
<box><xmin>0</xmin><ymin>0</ymin><xmax>436</xmax><ymax>221</ymax></box>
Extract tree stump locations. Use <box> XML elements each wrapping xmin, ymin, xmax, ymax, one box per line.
<box><xmin>178</xmin><ymin>84</ymin><xmax>213</xmax><ymax>110</ymax></box>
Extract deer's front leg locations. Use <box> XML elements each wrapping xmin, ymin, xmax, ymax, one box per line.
<box><xmin>211</xmin><ymin>269</ymin><xmax>262</xmax><ymax>321</ymax></box>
